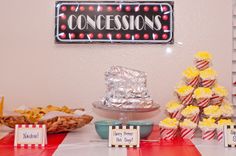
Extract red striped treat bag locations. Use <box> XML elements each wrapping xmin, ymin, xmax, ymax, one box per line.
<box><xmin>216</xmin><ymin>119</ymin><xmax>235</xmax><ymax>142</ymax></box>
<box><xmin>219</xmin><ymin>100</ymin><xmax>234</xmax><ymax>119</ymax></box>
<box><xmin>199</xmin><ymin>118</ymin><xmax>216</xmax><ymax>141</ymax></box>
<box><xmin>203</xmin><ymin>105</ymin><xmax>222</xmax><ymax>121</ymax></box>
<box><xmin>194</xmin><ymin>51</ymin><xmax>212</xmax><ymax>71</ymax></box>
<box><xmin>175</xmin><ymin>85</ymin><xmax>194</xmax><ymax>106</ymax></box>
<box><xmin>211</xmin><ymin>85</ymin><xmax>227</xmax><ymax>105</ymax></box>
<box><xmin>182</xmin><ymin>67</ymin><xmax>200</xmax><ymax>88</ymax></box>
<box><xmin>159</xmin><ymin>117</ymin><xmax>179</xmax><ymax>140</ymax></box>
<box><xmin>193</xmin><ymin>87</ymin><xmax>212</xmax><ymax>108</ymax></box>
<box><xmin>181</xmin><ymin>105</ymin><xmax>200</xmax><ymax>123</ymax></box>
<box><xmin>199</xmin><ymin>68</ymin><xmax>217</xmax><ymax>88</ymax></box>
<box><xmin>179</xmin><ymin>119</ymin><xmax>197</xmax><ymax>139</ymax></box>
<box><xmin>166</xmin><ymin>101</ymin><xmax>184</xmax><ymax>120</ymax></box>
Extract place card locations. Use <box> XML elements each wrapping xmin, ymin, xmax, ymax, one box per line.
<box><xmin>108</xmin><ymin>125</ymin><xmax>140</xmax><ymax>148</ymax></box>
<box><xmin>14</xmin><ymin>124</ymin><xmax>47</xmax><ymax>148</ymax></box>
<box><xmin>224</xmin><ymin>125</ymin><xmax>236</xmax><ymax>147</ymax></box>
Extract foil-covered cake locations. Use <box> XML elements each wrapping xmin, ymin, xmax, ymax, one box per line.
<box><xmin>103</xmin><ymin>66</ymin><xmax>154</xmax><ymax>109</ymax></box>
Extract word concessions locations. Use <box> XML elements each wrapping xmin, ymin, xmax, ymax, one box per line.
<box><xmin>55</xmin><ymin>1</ymin><xmax>174</xmax><ymax>43</ymax></box>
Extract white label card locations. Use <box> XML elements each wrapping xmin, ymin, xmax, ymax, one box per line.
<box><xmin>108</xmin><ymin>125</ymin><xmax>140</xmax><ymax>148</ymax></box>
<box><xmin>14</xmin><ymin>124</ymin><xmax>47</xmax><ymax>147</ymax></box>
<box><xmin>224</xmin><ymin>125</ymin><xmax>236</xmax><ymax>147</ymax></box>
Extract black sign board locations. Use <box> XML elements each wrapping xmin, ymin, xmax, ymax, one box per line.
<box><xmin>55</xmin><ymin>1</ymin><xmax>174</xmax><ymax>43</ymax></box>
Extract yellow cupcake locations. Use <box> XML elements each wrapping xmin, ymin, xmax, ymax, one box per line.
<box><xmin>203</xmin><ymin>105</ymin><xmax>222</xmax><ymax>118</ymax></box>
<box><xmin>199</xmin><ymin>118</ymin><xmax>216</xmax><ymax>129</ymax></box>
<box><xmin>166</xmin><ymin>101</ymin><xmax>183</xmax><ymax>113</ymax></box>
<box><xmin>194</xmin><ymin>51</ymin><xmax>212</xmax><ymax>61</ymax></box>
<box><xmin>212</xmin><ymin>85</ymin><xmax>228</xmax><ymax>97</ymax></box>
<box><xmin>183</xmin><ymin>67</ymin><xmax>200</xmax><ymax>79</ymax></box>
<box><xmin>179</xmin><ymin>119</ymin><xmax>197</xmax><ymax>129</ymax></box>
<box><xmin>176</xmin><ymin>85</ymin><xmax>194</xmax><ymax>96</ymax></box>
<box><xmin>181</xmin><ymin>105</ymin><xmax>200</xmax><ymax>118</ymax></box>
<box><xmin>217</xmin><ymin>119</ymin><xmax>234</xmax><ymax>126</ymax></box>
<box><xmin>220</xmin><ymin>101</ymin><xmax>234</xmax><ymax>117</ymax></box>
<box><xmin>200</xmin><ymin>68</ymin><xmax>217</xmax><ymax>80</ymax></box>
<box><xmin>193</xmin><ymin>87</ymin><xmax>212</xmax><ymax>99</ymax></box>
<box><xmin>217</xmin><ymin>119</ymin><xmax>235</xmax><ymax>130</ymax></box>
<box><xmin>159</xmin><ymin>117</ymin><xmax>179</xmax><ymax>129</ymax></box>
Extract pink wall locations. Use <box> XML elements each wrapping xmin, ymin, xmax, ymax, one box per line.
<box><xmin>0</xmin><ymin>0</ymin><xmax>232</xmax><ymax>122</ymax></box>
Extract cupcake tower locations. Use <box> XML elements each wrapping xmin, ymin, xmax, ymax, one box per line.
<box><xmin>160</xmin><ymin>51</ymin><xmax>235</xmax><ymax>141</ymax></box>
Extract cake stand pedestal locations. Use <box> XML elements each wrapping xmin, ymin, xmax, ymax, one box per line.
<box><xmin>92</xmin><ymin>101</ymin><xmax>160</xmax><ymax>124</ymax></box>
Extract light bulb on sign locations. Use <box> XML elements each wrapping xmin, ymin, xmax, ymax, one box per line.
<box><xmin>165</xmin><ymin>47</ymin><xmax>173</xmax><ymax>54</ymax></box>
<box><xmin>176</xmin><ymin>42</ymin><xmax>183</xmax><ymax>45</ymax></box>
<box><xmin>75</xmin><ymin>5</ymin><xmax>79</xmax><ymax>12</ymax></box>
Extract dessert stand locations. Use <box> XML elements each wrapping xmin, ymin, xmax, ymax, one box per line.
<box><xmin>92</xmin><ymin>101</ymin><xmax>160</xmax><ymax>124</ymax></box>
<box><xmin>94</xmin><ymin>66</ymin><xmax>160</xmax><ymax>123</ymax></box>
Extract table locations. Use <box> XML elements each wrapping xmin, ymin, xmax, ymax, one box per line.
<box><xmin>1</xmin><ymin>124</ymin><xmax>236</xmax><ymax>156</ymax></box>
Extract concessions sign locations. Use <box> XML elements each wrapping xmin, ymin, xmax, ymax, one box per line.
<box><xmin>55</xmin><ymin>1</ymin><xmax>174</xmax><ymax>43</ymax></box>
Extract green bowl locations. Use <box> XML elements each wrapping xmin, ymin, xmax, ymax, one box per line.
<box><xmin>127</xmin><ymin>121</ymin><xmax>153</xmax><ymax>139</ymax></box>
<box><xmin>94</xmin><ymin>120</ymin><xmax>122</xmax><ymax>139</ymax></box>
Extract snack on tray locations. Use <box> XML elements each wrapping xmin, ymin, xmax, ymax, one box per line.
<box><xmin>175</xmin><ymin>85</ymin><xmax>194</xmax><ymax>106</ymax></box>
<box><xmin>199</xmin><ymin>68</ymin><xmax>217</xmax><ymax>88</ymax></box>
<box><xmin>181</xmin><ymin>105</ymin><xmax>200</xmax><ymax>123</ymax></box>
<box><xmin>199</xmin><ymin>118</ymin><xmax>216</xmax><ymax>140</ymax></box>
<box><xmin>38</xmin><ymin>114</ymin><xmax>93</xmax><ymax>133</ymax></box>
<box><xmin>179</xmin><ymin>119</ymin><xmax>197</xmax><ymax>139</ymax></box>
<box><xmin>0</xmin><ymin>115</ymin><xmax>32</xmax><ymax>128</ymax></box>
<box><xmin>211</xmin><ymin>85</ymin><xmax>227</xmax><ymax>105</ymax></box>
<box><xmin>159</xmin><ymin>117</ymin><xmax>179</xmax><ymax>140</ymax></box>
<box><xmin>194</xmin><ymin>51</ymin><xmax>212</xmax><ymax>70</ymax></box>
<box><xmin>182</xmin><ymin>67</ymin><xmax>200</xmax><ymax>88</ymax></box>
<box><xmin>166</xmin><ymin>101</ymin><xmax>183</xmax><ymax>120</ymax></box>
<box><xmin>193</xmin><ymin>87</ymin><xmax>212</xmax><ymax>108</ymax></box>
<box><xmin>0</xmin><ymin>105</ymin><xmax>92</xmax><ymax>133</ymax></box>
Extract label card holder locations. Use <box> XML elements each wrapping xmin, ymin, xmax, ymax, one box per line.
<box><xmin>108</xmin><ymin>125</ymin><xmax>140</xmax><ymax>148</ymax></box>
<box><xmin>224</xmin><ymin>125</ymin><xmax>236</xmax><ymax>147</ymax></box>
<box><xmin>14</xmin><ymin>124</ymin><xmax>47</xmax><ymax>148</ymax></box>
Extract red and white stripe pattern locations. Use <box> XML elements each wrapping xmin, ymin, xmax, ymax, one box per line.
<box><xmin>201</xmin><ymin>79</ymin><xmax>215</xmax><ymax>88</ymax></box>
<box><xmin>179</xmin><ymin>93</ymin><xmax>193</xmax><ymax>106</ymax></box>
<box><xmin>197</xmin><ymin>98</ymin><xmax>210</xmax><ymax>108</ymax></box>
<box><xmin>16</xmin><ymin>143</ymin><xmax>44</xmax><ymax>148</ymax></box>
<box><xmin>195</xmin><ymin>60</ymin><xmax>209</xmax><ymax>70</ymax></box>
<box><xmin>187</xmin><ymin>76</ymin><xmax>199</xmax><ymax>88</ymax></box>
<box><xmin>160</xmin><ymin>128</ymin><xmax>177</xmax><ymax>140</ymax></box>
<box><xmin>202</xmin><ymin>130</ymin><xmax>215</xmax><ymax>140</ymax></box>
<box><xmin>180</xmin><ymin>128</ymin><xmax>195</xmax><ymax>139</ymax></box>
<box><xmin>169</xmin><ymin>111</ymin><xmax>182</xmax><ymax>120</ymax></box>
<box><xmin>14</xmin><ymin>124</ymin><xmax>46</xmax><ymax>148</ymax></box>
<box><xmin>217</xmin><ymin>130</ymin><xmax>223</xmax><ymax>142</ymax></box>
<box><xmin>210</xmin><ymin>94</ymin><xmax>224</xmax><ymax>105</ymax></box>
<box><xmin>189</xmin><ymin>114</ymin><xmax>199</xmax><ymax>123</ymax></box>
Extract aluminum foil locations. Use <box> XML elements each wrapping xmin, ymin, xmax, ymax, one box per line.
<box><xmin>103</xmin><ymin>66</ymin><xmax>153</xmax><ymax>109</ymax></box>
